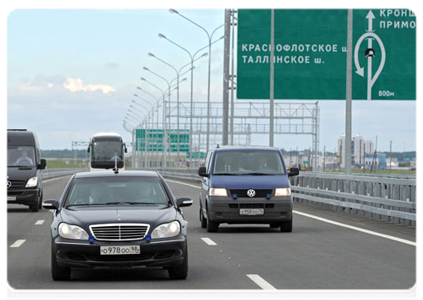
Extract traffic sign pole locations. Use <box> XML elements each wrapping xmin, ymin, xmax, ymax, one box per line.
<box><xmin>345</xmin><ymin>9</ymin><xmax>353</xmax><ymax>175</ymax></box>
<box><xmin>269</xmin><ymin>9</ymin><xmax>275</xmax><ymax>147</ymax></box>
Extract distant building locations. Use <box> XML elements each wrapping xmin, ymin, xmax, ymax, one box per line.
<box><xmin>364</xmin><ymin>153</ymin><xmax>386</xmax><ymax>170</ymax></box>
<box><xmin>338</xmin><ymin>135</ymin><xmax>375</xmax><ymax>168</ymax></box>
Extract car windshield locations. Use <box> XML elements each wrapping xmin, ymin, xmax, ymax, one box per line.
<box><xmin>7</xmin><ymin>146</ymin><xmax>36</xmax><ymax>167</ymax></box>
<box><xmin>66</xmin><ymin>177</ymin><xmax>170</xmax><ymax>207</ymax></box>
<box><xmin>213</xmin><ymin>150</ymin><xmax>286</xmax><ymax>175</ymax></box>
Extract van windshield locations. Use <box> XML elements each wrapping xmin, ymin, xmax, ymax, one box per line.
<box><xmin>7</xmin><ymin>146</ymin><xmax>36</xmax><ymax>167</ymax></box>
<box><xmin>213</xmin><ymin>150</ymin><xmax>286</xmax><ymax>175</ymax></box>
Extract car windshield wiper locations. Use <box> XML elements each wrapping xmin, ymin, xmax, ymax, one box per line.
<box><xmin>105</xmin><ymin>201</ymin><xmax>165</xmax><ymax>206</ymax></box>
<box><xmin>213</xmin><ymin>173</ymin><xmax>238</xmax><ymax>175</ymax></box>
<box><xmin>242</xmin><ymin>172</ymin><xmax>275</xmax><ymax>175</ymax></box>
<box><xmin>66</xmin><ymin>203</ymin><xmax>94</xmax><ymax>208</ymax></box>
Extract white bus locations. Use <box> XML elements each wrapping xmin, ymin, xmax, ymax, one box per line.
<box><xmin>88</xmin><ymin>132</ymin><xmax>127</xmax><ymax>171</ymax></box>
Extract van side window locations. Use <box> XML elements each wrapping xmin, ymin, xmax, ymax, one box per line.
<box><xmin>205</xmin><ymin>151</ymin><xmax>213</xmax><ymax>173</ymax></box>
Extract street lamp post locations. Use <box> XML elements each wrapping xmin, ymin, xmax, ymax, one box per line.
<box><xmin>141</xmin><ymin>72</ymin><xmax>169</xmax><ymax>168</ymax></box>
<box><xmin>148</xmin><ymin>52</ymin><xmax>183</xmax><ymax>167</ymax></box>
<box><xmin>131</xmin><ymin>96</ymin><xmax>155</xmax><ymax>167</ymax></box>
<box><xmin>125</xmin><ymin>109</ymin><xmax>147</xmax><ymax>169</ymax></box>
<box><xmin>169</xmin><ymin>9</ymin><xmax>224</xmax><ymax>151</ymax></box>
<box><xmin>158</xmin><ymin>33</ymin><xmax>209</xmax><ymax>167</ymax></box>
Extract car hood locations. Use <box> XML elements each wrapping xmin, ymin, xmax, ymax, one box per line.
<box><xmin>210</xmin><ymin>174</ymin><xmax>290</xmax><ymax>189</ymax></box>
<box><xmin>7</xmin><ymin>166</ymin><xmax>37</xmax><ymax>181</ymax></box>
<box><xmin>60</xmin><ymin>205</ymin><xmax>177</xmax><ymax>230</ymax></box>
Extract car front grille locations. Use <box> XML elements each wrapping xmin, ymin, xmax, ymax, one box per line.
<box><xmin>229</xmin><ymin>189</ymin><xmax>273</xmax><ymax>198</ymax></box>
<box><xmin>8</xmin><ymin>180</ymin><xmax>26</xmax><ymax>190</ymax></box>
<box><xmin>90</xmin><ymin>223</ymin><xmax>150</xmax><ymax>241</ymax></box>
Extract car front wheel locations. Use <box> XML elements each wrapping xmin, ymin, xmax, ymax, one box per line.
<box><xmin>168</xmin><ymin>248</ymin><xmax>188</xmax><ymax>280</ymax></box>
<box><xmin>280</xmin><ymin>217</ymin><xmax>293</xmax><ymax>233</ymax></box>
<box><xmin>51</xmin><ymin>247</ymin><xmax>71</xmax><ymax>281</ymax></box>
<box><xmin>200</xmin><ymin>208</ymin><xmax>207</xmax><ymax>228</ymax></box>
<box><xmin>30</xmin><ymin>192</ymin><xmax>41</xmax><ymax>212</ymax></box>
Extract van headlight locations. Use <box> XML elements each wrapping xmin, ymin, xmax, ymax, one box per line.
<box><xmin>151</xmin><ymin>221</ymin><xmax>181</xmax><ymax>239</ymax></box>
<box><xmin>209</xmin><ymin>188</ymin><xmax>228</xmax><ymax>197</ymax></box>
<box><xmin>275</xmin><ymin>188</ymin><xmax>291</xmax><ymax>196</ymax></box>
<box><xmin>58</xmin><ymin>223</ymin><xmax>89</xmax><ymax>240</ymax></box>
<box><xmin>25</xmin><ymin>177</ymin><xmax>38</xmax><ymax>188</ymax></box>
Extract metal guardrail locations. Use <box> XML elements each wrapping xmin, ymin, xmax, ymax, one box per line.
<box><xmin>150</xmin><ymin>168</ymin><xmax>416</xmax><ymax>227</ymax></box>
<box><xmin>289</xmin><ymin>172</ymin><xmax>416</xmax><ymax>227</ymax></box>
<box><xmin>42</xmin><ymin>168</ymin><xmax>88</xmax><ymax>180</ymax></box>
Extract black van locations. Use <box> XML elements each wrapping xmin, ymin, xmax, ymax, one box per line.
<box><xmin>7</xmin><ymin>129</ymin><xmax>46</xmax><ymax>212</ymax></box>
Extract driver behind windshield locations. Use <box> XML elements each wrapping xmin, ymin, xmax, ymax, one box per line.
<box><xmin>15</xmin><ymin>150</ymin><xmax>34</xmax><ymax>165</ymax></box>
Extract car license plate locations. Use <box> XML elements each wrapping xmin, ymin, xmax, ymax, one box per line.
<box><xmin>100</xmin><ymin>245</ymin><xmax>140</xmax><ymax>255</ymax></box>
<box><xmin>239</xmin><ymin>208</ymin><xmax>264</xmax><ymax>216</ymax></box>
<box><xmin>7</xmin><ymin>196</ymin><xmax>16</xmax><ymax>201</ymax></box>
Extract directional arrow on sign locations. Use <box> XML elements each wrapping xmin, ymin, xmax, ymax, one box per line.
<box><xmin>354</xmin><ymin>10</ymin><xmax>386</xmax><ymax>100</ymax></box>
<box><xmin>366</xmin><ymin>10</ymin><xmax>375</xmax><ymax>32</ymax></box>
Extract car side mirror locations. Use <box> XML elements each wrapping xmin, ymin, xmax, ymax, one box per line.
<box><xmin>42</xmin><ymin>199</ymin><xmax>60</xmax><ymax>210</ymax></box>
<box><xmin>198</xmin><ymin>166</ymin><xmax>208</xmax><ymax>177</ymax></box>
<box><xmin>176</xmin><ymin>197</ymin><xmax>193</xmax><ymax>207</ymax></box>
<box><xmin>288</xmin><ymin>167</ymin><xmax>300</xmax><ymax>177</ymax></box>
<box><xmin>38</xmin><ymin>159</ymin><xmax>47</xmax><ymax>170</ymax></box>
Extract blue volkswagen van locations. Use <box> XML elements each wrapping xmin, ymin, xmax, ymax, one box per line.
<box><xmin>198</xmin><ymin>146</ymin><xmax>299</xmax><ymax>232</ymax></box>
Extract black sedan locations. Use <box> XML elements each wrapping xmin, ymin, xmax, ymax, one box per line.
<box><xmin>42</xmin><ymin>170</ymin><xmax>192</xmax><ymax>281</ymax></box>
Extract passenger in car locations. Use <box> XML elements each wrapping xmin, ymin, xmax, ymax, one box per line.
<box><xmin>89</xmin><ymin>184</ymin><xmax>112</xmax><ymax>204</ymax></box>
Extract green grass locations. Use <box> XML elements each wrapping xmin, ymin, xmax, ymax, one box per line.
<box><xmin>46</xmin><ymin>159</ymin><xmax>88</xmax><ymax>169</ymax></box>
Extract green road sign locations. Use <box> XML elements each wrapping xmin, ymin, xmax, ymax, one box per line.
<box><xmin>187</xmin><ymin>152</ymin><xmax>206</xmax><ymax>159</ymax></box>
<box><xmin>352</xmin><ymin>9</ymin><xmax>416</xmax><ymax>100</ymax></box>
<box><xmin>237</xmin><ymin>9</ymin><xmax>416</xmax><ymax>101</ymax></box>
<box><xmin>135</xmin><ymin>129</ymin><xmax>190</xmax><ymax>152</ymax></box>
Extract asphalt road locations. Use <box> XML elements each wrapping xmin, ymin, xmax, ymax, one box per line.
<box><xmin>7</xmin><ymin>174</ymin><xmax>416</xmax><ymax>290</ymax></box>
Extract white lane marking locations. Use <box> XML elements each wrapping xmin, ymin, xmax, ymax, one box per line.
<box><xmin>294</xmin><ymin>210</ymin><xmax>416</xmax><ymax>247</ymax></box>
<box><xmin>10</xmin><ymin>240</ymin><xmax>26</xmax><ymax>248</ymax></box>
<box><xmin>247</xmin><ymin>274</ymin><xmax>277</xmax><ymax>290</ymax></box>
<box><xmin>201</xmin><ymin>237</ymin><xmax>217</xmax><ymax>246</ymax></box>
<box><xmin>167</xmin><ymin>179</ymin><xmax>416</xmax><ymax>247</ymax></box>
<box><xmin>165</xmin><ymin>179</ymin><xmax>201</xmax><ymax>189</ymax></box>
<box><xmin>35</xmin><ymin>220</ymin><xmax>45</xmax><ymax>225</ymax></box>
<box><xmin>43</xmin><ymin>177</ymin><xmax>65</xmax><ymax>183</ymax></box>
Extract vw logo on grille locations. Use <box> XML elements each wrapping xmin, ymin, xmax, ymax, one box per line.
<box><xmin>7</xmin><ymin>181</ymin><xmax>12</xmax><ymax>189</ymax></box>
<box><xmin>247</xmin><ymin>189</ymin><xmax>256</xmax><ymax>198</ymax></box>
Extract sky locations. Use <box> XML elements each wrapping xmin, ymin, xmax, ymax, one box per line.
<box><xmin>4</xmin><ymin>3</ymin><xmax>419</xmax><ymax>153</ymax></box>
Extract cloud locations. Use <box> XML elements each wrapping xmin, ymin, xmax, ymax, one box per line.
<box><xmin>105</xmin><ymin>62</ymin><xmax>119</xmax><ymax>70</ymax></box>
<box><xmin>63</xmin><ymin>78</ymin><xmax>115</xmax><ymax>94</ymax></box>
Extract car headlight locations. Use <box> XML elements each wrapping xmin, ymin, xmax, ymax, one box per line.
<box><xmin>25</xmin><ymin>177</ymin><xmax>38</xmax><ymax>188</ymax></box>
<box><xmin>58</xmin><ymin>223</ymin><xmax>89</xmax><ymax>240</ymax></box>
<box><xmin>151</xmin><ymin>221</ymin><xmax>181</xmax><ymax>239</ymax></box>
<box><xmin>275</xmin><ymin>188</ymin><xmax>291</xmax><ymax>196</ymax></box>
<box><xmin>209</xmin><ymin>188</ymin><xmax>228</xmax><ymax>197</ymax></box>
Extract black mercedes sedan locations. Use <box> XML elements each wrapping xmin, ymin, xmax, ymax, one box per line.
<box><xmin>42</xmin><ymin>170</ymin><xmax>192</xmax><ymax>281</ymax></box>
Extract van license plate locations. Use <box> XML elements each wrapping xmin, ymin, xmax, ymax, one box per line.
<box><xmin>7</xmin><ymin>196</ymin><xmax>16</xmax><ymax>201</ymax></box>
<box><xmin>239</xmin><ymin>208</ymin><xmax>264</xmax><ymax>216</ymax></box>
